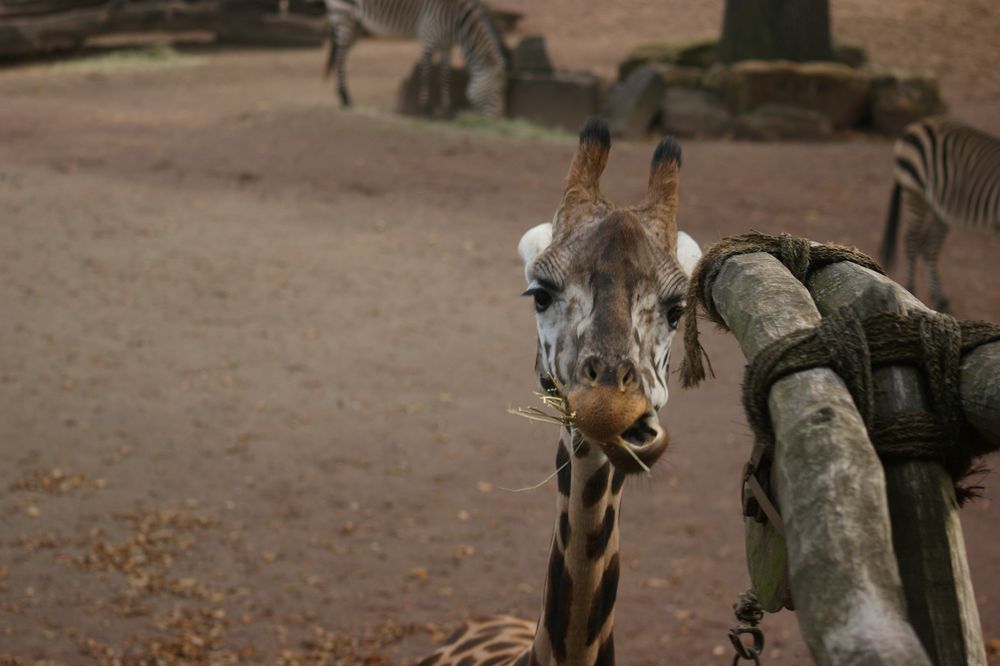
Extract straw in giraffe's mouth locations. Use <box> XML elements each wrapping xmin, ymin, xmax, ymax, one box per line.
<box><xmin>603</xmin><ymin>411</ymin><xmax>667</xmax><ymax>475</ymax></box>
<box><xmin>620</xmin><ymin>412</ymin><xmax>660</xmax><ymax>447</ymax></box>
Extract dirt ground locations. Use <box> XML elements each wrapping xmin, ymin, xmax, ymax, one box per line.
<box><xmin>1</xmin><ymin>1</ymin><xmax>999</xmax><ymax>664</ymax></box>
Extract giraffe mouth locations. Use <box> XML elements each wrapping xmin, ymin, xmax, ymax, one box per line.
<box><xmin>602</xmin><ymin>411</ymin><xmax>668</xmax><ymax>475</ymax></box>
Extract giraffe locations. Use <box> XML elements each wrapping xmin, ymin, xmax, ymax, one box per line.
<box><xmin>417</xmin><ymin>118</ymin><xmax>702</xmax><ymax>666</ymax></box>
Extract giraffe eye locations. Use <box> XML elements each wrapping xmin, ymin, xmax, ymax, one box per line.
<box><xmin>523</xmin><ymin>286</ymin><xmax>554</xmax><ymax>313</ymax></box>
<box><xmin>665</xmin><ymin>303</ymin><xmax>685</xmax><ymax>329</ymax></box>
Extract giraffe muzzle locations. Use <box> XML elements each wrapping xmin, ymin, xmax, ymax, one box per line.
<box><xmin>565</xmin><ymin>385</ymin><xmax>668</xmax><ymax>474</ymax></box>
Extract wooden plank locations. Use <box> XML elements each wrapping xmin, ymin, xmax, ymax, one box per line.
<box><xmin>99</xmin><ymin>0</ymin><xmax>328</xmax><ymax>46</ymax></box>
<box><xmin>711</xmin><ymin>253</ymin><xmax>930</xmax><ymax>665</ymax></box>
<box><xmin>0</xmin><ymin>0</ymin><xmax>110</xmax><ymax>20</ymax></box>
<box><xmin>0</xmin><ymin>4</ymin><xmax>112</xmax><ymax>56</ymax></box>
<box><xmin>808</xmin><ymin>261</ymin><xmax>987</xmax><ymax>666</ymax></box>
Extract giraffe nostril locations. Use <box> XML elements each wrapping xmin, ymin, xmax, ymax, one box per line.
<box><xmin>581</xmin><ymin>356</ymin><xmax>602</xmax><ymax>385</ymax></box>
<box><xmin>619</xmin><ymin>361</ymin><xmax>638</xmax><ymax>390</ymax></box>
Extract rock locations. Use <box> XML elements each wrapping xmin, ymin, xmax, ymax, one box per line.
<box><xmin>397</xmin><ymin>62</ymin><xmax>471</xmax><ymax>116</ymax></box>
<box><xmin>731</xmin><ymin>104</ymin><xmax>834</xmax><ymax>141</ymax></box>
<box><xmin>721</xmin><ymin>60</ymin><xmax>871</xmax><ymax>128</ymax></box>
<box><xmin>659</xmin><ymin>89</ymin><xmax>732</xmax><ymax>138</ymax></box>
<box><xmin>673</xmin><ymin>38</ymin><xmax>717</xmax><ymax>69</ymax></box>
<box><xmin>833</xmin><ymin>43</ymin><xmax>868</xmax><ymax>68</ymax></box>
<box><xmin>513</xmin><ymin>35</ymin><xmax>554</xmax><ymax>74</ymax></box>
<box><xmin>618</xmin><ymin>37</ymin><xmax>717</xmax><ymax>80</ymax></box>
<box><xmin>701</xmin><ymin>62</ymin><xmax>729</xmax><ymax>93</ymax></box>
<box><xmin>869</xmin><ymin>72</ymin><xmax>946</xmax><ymax>136</ymax></box>
<box><xmin>605</xmin><ymin>65</ymin><xmax>667</xmax><ymax>138</ymax></box>
<box><xmin>650</xmin><ymin>63</ymin><xmax>704</xmax><ymax>89</ymax></box>
<box><xmin>506</xmin><ymin>71</ymin><xmax>602</xmax><ymax>132</ymax></box>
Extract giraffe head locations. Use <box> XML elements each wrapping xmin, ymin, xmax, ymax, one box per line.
<box><xmin>518</xmin><ymin>119</ymin><xmax>701</xmax><ymax>474</ymax></box>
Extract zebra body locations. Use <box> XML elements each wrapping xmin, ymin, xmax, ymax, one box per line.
<box><xmin>880</xmin><ymin>116</ymin><xmax>1000</xmax><ymax>310</ymax></box>
<box><xmin>324</xmin><ymin>0</ymin><xmax>508</xmax><ymax>116</ymax></box>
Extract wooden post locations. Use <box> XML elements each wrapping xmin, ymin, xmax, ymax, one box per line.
<box><xmin>961</xmin><ymin>342</ymin><xmax>1000</xmax><ymax>445</ymax></box>
<box><xmin>807</xmin><ymin>261</ymin><xmax>988</xmax><ymax>666</ymax></box>
<box><xmin>711</xmin><ymin>253</ymin><xmax>931</xmax><ymax>665</ymax></box>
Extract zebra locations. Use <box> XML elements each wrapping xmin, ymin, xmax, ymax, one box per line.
<box><xmin>879</xmin><ymin>116</ymin><xmax>1000</xmax><ymax>311</ymax></box>
<box><xmin>323</xmin><ymin>0</ymin><xmax>509</xmax><ymax>117</ymax></box>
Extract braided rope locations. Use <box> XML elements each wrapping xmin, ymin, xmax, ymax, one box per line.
<box><xmin>680</xmin><ymin>232</ymin><xmax>1000</xmax><ymax>501</ymax></box>
<box><xmin>680</xmin><ymin>232</ymin><xmax>882</xmax><ymax>389</ymax></box>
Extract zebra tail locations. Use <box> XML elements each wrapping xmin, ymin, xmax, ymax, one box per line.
<box><xmin>879</xmin><ymin>182</ymin><xmax>902</xmax><ymax>270</ymax></box>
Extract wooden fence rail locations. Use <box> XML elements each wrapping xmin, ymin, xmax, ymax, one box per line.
<box><xmin>1</xmin><ymin>0</ymin><xmax>523</xmax><ymax>58</ymax></box>
<box><xmin>692</xmin><ymin>240</ymin><xmax>999</xmax><ymax>665</ymax></box>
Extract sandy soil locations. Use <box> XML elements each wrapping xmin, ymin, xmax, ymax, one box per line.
<box><xmin>1</xmin><ymin>1</ymin><xmax>999</xmax><ymax>664</ymax></box>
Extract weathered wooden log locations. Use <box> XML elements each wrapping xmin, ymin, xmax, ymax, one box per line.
<box><xmin>0</xmin><ymin>0</ymin><xmax>109</xmax><ymax>19</ymax></box>
<box><xmin>712</xmin><ymin>253</ymin><xmax>930</xmax><ymax>665</ymax></box>
<box><xmin>100</xmin><ymin>1</ymin><xmax>328</xmax><ymax>46</ymax></box>
<box><xmin>0</xmin><ymin>2</ymin><xmax>114</xmax><ymax>56</ymax></box>
<box><xmin>808</xmin><ymin>261</ymin><xmax>988</xmax><ymax>666</ymax></box>
<box><xmin>99</xmin><ymin>0</ymin><xmax>220</xmax><ymax>35</ymax></box>
<box><xmin>962</xmin><ymin>342</ymin><xmax>1000</xmax><ymax>445</ymax></box>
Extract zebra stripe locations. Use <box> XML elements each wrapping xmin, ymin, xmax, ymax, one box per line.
<box><xmin>323</xmin><ymin>0</ymin><xmax>508</xmax><ymax>116</ymax></box>
<box><xmin>879</xmin><ymin>116</ymin><xmax>1000</xmax><ymax>311</ymax></box>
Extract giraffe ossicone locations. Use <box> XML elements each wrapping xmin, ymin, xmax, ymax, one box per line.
<box><xmin>418</xmin><ymin>118</ymin><xmax>700</xmax><ymax>666</ymax></box>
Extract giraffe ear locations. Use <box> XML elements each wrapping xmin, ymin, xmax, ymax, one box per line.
<box><xmin>644</xmin><ymin>136</ymin><xmax>682</xmax><ymax>239</ymax></box>
<box><xmin>562</xmin><ymin>118</ymin><xmax>610</xmax><ymax>209</ymax></box>
<box><xmin>517</xmin><ymin>222</ymin><xmax>553</xmax><ymax>279</ymax></box>
<box><xmin>676</xmin><ymin>231</ymin><xmax>701</xmax><ymax>277</ymax></box>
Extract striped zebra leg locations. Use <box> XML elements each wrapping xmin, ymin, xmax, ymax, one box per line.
<box><xmin>327</xmin><ymin>17</ymin><xmax>357</xmax><ymax>107</ymax></box>
<box><xmin>418</xmin><ymin>44</ymin><xmax>435</xmax><ymax>117</ymax></box>
<box><xmin>439</xmin><ymin>46</ymin><xmax>453</xmax><ymax>118</ymax></box>
<box><xmin>920</xmin><ymin>215</ymin><xmax>951</xmax><ymax>312</ymax></box>
<box><xmin>901</xmin><ymin>188</ymin><xmax>931</xmax><ymax>297</ymax></box>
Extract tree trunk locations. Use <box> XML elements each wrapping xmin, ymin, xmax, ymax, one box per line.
<box><xmin>718</xmin><ymin>0</ymin><xmax>833</xmax><ymax>64</ymax></box>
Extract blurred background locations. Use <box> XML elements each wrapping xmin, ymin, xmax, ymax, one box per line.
<box><xmin>1</xmin><ymin>1</ymin><xmax>998</xmax><ymax>664</ymax></box>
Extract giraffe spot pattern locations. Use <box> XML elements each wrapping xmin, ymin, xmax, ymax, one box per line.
<box><xmin>586</xmin><ymin>553</ymin><xmax>620</xmax><ymax>645</ymax></box>
<box><xmin>453</xmin><ymin>632</ymin><xmax>497</xmax><ymax>654</ymax></box>
<box><xmin>594</xmin><ymin>632</ymin><xmax>615</xmax><ymax>666</ymax></box>
<box><xmin>586</xmin><ymin>506</ymin><xmax>615</xmax><ymax>559</ymax></box>
<box><xmin>582</xmin><ymin>462</ymin><xmax>610</xmax><ymax>507</ymax></box>
<box><xmin>559</xmin><ymin>511</ymin><xmax>570</xmax><ymax>549</ymax></box>
<box><xmin>419</xmin><ymin>616</ymin><xmax>536</xmax><ymax>665</ymax></box>
<box><xmin>611</xmin><ymin>468</ymin><xmax>625</xmax><ymax>494</ymax></box>
<box><xmin>543</xmin><ymin>546</ymin><xmax>573</xmax><ymax>662</ymax></box>
<box><xmin>556</xmin><ymin>444</ymin><xmax>571</xmax><ymax>496</ymax></box>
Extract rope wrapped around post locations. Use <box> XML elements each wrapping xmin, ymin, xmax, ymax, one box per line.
<box><xmin>680</xmin><ymin>232</ymin><xmax>883</xmax><ymax>389</ymax></box>
<box><xmin>680</xmin><ymin>232</ymin><xmax>1000</xmax><ymax>501</ymax></box>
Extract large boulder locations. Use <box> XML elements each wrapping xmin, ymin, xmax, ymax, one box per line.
<box><xmin>701</xmin><ymin>62</ymin><xmax>729</xmax><ymax>93</ymax></box>
<box><xmin>650</xmin><ymin>63</ymin><xmax>704</xmax><ymax>89</ymax></box>
<box><xmin>513</xmin><ymin>35</ymin><xmax>554</xmax><ymax>74</ymax></box>
<box><xmin>506</xmin><ymin>71</ymin><xmax>602</xmax><ymax>132</ymax></box>
<box><xmin>721</xmin><ymin>60</ymin><xmax>871</xmax><ymax>128</ymax></box>
<box><xmin>605</xmin><ymin>65</ymin><xmax>667</xmax><ymax>138</ymax></box>
<box><xmin>869</xmin><ymin>72</ymin><xmax>946</xmax><ymax>136</ymax></box>
<box><xmin>833</xmin><ymin>43</ymin><xmax>868</xmax><ymax>68</ymax></box>
<box><xmin>659</xmin><ymin>89</ymin><xmax>731</xmax><ymax>138</ymax></box>
<box><xmin>397</xmin><ymin>63</ymin><xmax>471</xmax><ymax>116</ymax></box>
<box><xmin>731</xmin><ymin>104</ymin><xmax>834</xmax><ymax>141</ymax></box>
<box><xmin>618</xmin><ymin>37</ymin><xmax>717</xmax><ymax>80</ymax></box>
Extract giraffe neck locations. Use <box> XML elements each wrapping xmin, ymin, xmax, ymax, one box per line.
<box><xmin>529</xmin><ymin>431</ymin><xmax>624</xmax><ymax>665</ymax></box>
